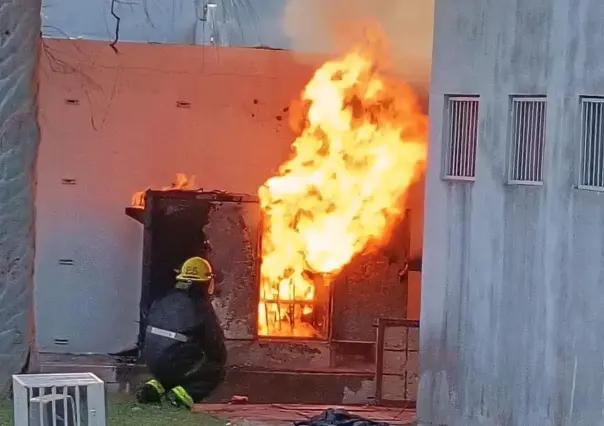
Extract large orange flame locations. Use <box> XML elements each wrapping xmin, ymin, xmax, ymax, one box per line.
<box><xmin>257</xmin><ymin>34</ymin><xmax>428</xmax><ymax>338</ymax></box>
<box><xmin>131</xmin><ymin>173</ymin><xmax>197</xmax><ymax>209</ymax></box>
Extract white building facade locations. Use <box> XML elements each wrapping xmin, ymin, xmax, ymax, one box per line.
<box><xmin>420</xmin><ymin>1</ymin><xmax>604</xmax><ymax>425</ymax></box>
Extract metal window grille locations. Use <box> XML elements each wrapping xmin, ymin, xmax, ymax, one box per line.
<box><xmin>508</xmin><ymin>97</ymin><xmax>547</xmax><ymax>184</ymax></box>
<box><xmin>443</xmin><ymin>96</ymin><xmax>479</xmax><ymax>180</ymax></box>
<box><xmin>258</xmin><ymin>277</ymin><xmax>332</xmax><ymax>340</ymax></box>
<box><xmin>579</xmin><ymin>97</ymin><xmax>604</xmax><ymax>189</ymax></box>
<box><xmin>13</xmin><ymin>373</ymin><xmax>106</xmax><ymax>426</ymax></box>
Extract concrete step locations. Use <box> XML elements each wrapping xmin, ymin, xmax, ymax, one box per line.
<box><xmin>38</xmin><ymin>354</ymin><xmax>377</xmax><ymax>404</ymax></box>
<box><xmin>38</xmin><ymin>355</ymin><xmax>147</xmax><ymax>394</ymax></box>
<box><xmin>39</xmin><ymin>362</ymin><xmax>119</xmax><ymax>383</ymax></box>
<box><xmin>208</xmin><ymin>368</ymin><xmax>376</xmax><ymax>405</ymax></box>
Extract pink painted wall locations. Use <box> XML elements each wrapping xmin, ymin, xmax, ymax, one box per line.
<box><xmin>35</xmin><ymin>40</ymin><xmax>423</xmax><ymax>353</ymax></box>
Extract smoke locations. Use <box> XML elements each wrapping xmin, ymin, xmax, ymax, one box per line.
<box><xmin>281</xmin><ymin>0</ymin><xmax>434</xmax><ymax>98</ymax></box>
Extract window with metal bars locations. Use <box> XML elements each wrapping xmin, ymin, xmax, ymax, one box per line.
<box><xmin>442</xmin><ymin>96</ymin><xmax>479</xmax><ymax>180</ymax></box>
<box><xmin>507</xmin><ymin>96</ymin><xmax>547</xmax><ymax>184</ymax></box>
<box><xmin>579</xmin><ymin>97</ymin><xmax>604</xmax><ymax>189</ymax></box>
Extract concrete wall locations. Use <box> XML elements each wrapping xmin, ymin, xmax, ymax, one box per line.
<box><xmin>0</xmin><ymin>0</ymin><xmax>41</xmax><ymax>395</ymax></box>
<box><xmin>420</xmin><ymin>1</ymin><xmax>604</xmax><ymax>425</ymax></box>
<box><xmin>35</xmin><ymin>39</ymin><xmax>426</xmax><ymax>354</ymax></box>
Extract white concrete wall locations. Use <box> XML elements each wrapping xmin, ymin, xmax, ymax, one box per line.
<box><xmin>420</xmin><ymin>1</ymin><xmax>604</xmax><ymax>425</ymax></box>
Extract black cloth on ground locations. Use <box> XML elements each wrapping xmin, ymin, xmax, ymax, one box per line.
<box><xmin>294</xmin><ymin>409</ymin><xmax>390</xmax><ymax>426</ymax></box>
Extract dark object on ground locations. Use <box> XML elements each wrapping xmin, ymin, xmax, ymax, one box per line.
<box><xmin>295</xmin><ymin>408</ymin><xmax>390</xmax><ymax>426</ymax></box>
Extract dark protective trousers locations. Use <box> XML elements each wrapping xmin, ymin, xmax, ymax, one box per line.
<box><xmin>150</xmin><ymin>342</ymin><xmax>225</xmax><ymax>402</ymax></box>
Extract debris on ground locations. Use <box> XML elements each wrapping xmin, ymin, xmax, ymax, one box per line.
<box><xmin>294</xmin><ymin>408</ymin><xmax>389</xmax><ymax>426</ymax></box>
<box><xmin>231</xmin><ymin>395</ymin><xmax>249</xmax><ymax>404</ymax></box>
<box><xmin>192</xmin><ymin>403</ymin><xmax>415</xmax><ymax>425</ymax></box>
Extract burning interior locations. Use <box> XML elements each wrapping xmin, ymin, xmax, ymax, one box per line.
<box><xmin>257</xmin><ymin>36</ymin><xmax>426</xmax><ymax>339</ymax></box>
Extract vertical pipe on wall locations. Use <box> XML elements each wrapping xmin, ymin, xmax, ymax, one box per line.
<box><xmin>195</xmin><ymin>0</ymin><xmax>219</xmax><ymax>45</ymax></box>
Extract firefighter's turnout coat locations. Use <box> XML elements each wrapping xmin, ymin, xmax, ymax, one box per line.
<box><xmin>142</xmin><ymin>285</ymin><xmax>227</xmax><ymax>401</ymax></box>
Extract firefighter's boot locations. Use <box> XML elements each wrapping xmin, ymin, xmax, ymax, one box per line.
<box><xmin>136</xmin><ymin>379</ymin><xmax>165</xmax><ymax>405</ymax></box>
<box><xmin>166</xmin><ymin>386</ymin><xmax>194</xmax><ymax>410</ymax></box>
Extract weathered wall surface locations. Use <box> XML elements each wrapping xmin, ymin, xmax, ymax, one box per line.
<box><xmin>35</xmin><ymin>39</ymin><xmax>427</xmax><ymax>354</ymax></box>
<box><xmin>420</xmin><ymin>1</ymin><xmax>604</xmax><ymax>425</ymax></box>
<box><xmin>0</xmin><ymin>0</ymin><xmax>41</xmax><ymax>394</ymax></box>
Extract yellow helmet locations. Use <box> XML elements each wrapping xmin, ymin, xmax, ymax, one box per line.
<box><xmin>176</xmin><ymin>257</ymin><xmax>213</xmax><ymax>282</ymax></box>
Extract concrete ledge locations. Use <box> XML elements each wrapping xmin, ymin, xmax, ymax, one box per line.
<box><xmin>38</xmin><ymin>352</ymin><xmax>148</xmax><ymax>394</ymax></box>
<box><xmin>37</xmin><ymin>350</ymin><xmax>415</xmax><ymax>407</ymax></box>
<box><xmin>38</xmin><ymin>353</ymin><xmax>378</xmax><ymax>404</ymax></box>
<box><xmin>207</xmin><ymin>368</ymin><xmax>376</xmax><ymax>405</ymax></box>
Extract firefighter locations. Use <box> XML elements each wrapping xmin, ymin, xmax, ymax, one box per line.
<box><xmin>136</xmin><ymin>256</ymin><xmax>227</xmax><ymax>409</ymax></box>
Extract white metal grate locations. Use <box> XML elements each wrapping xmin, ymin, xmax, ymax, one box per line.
<box><xmin>508</xmin><ymin>96</ymin><xmax>547</xmax><ymax>184</ymax></box>
<box><xmin>443</xmin><ymin>96</ymin><xmax>479</xmax><ymax>180</ymax></box>
<box><xmin>579</xmin><ymin>97</ymin><xmax>604</xmax><ymax>189</ymax></box>
<box><xmin>13</xmin><ymin>373</ymin><xmax>106</xmax><ymax>426</ymax></box>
